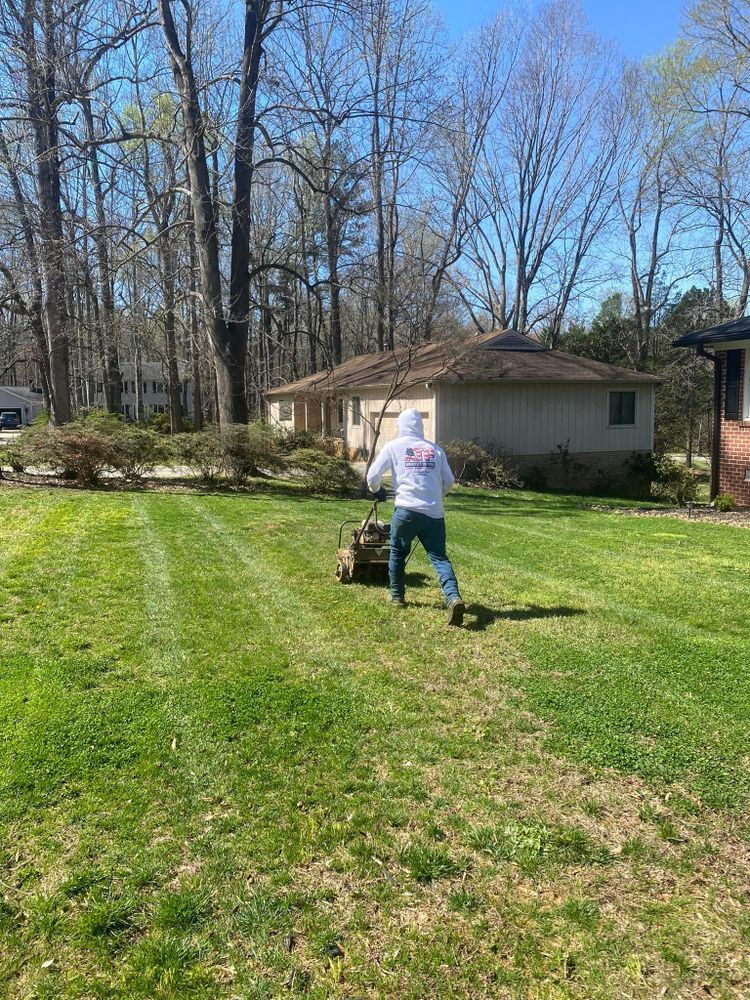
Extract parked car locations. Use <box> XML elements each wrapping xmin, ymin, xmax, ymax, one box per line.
<box><xmin>0</xmin><ymin>411</ymin><xmax>21</xmax><ymax>430</ymax></box>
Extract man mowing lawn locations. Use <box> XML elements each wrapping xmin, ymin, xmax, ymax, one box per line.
<box><xmin>367</xmin><ymin>408</ymin><xmax>465</xmax><ymax>625</ymax></box>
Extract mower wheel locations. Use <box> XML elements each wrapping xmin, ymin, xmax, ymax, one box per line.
<box><xmin>335</xmin><ymin>561</ymin><xmax>351</xmax><ymax>583</ymax></box>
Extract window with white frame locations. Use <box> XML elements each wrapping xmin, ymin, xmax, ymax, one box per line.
<box><xmin>278</xmin><ymin>400</ymin><xmax>293</xmax><ymax>422</ymax></box>
<box><xmin>352</xmin><ymin>396</ymin><xmax>361</xmax><ymax>425</ymax></box>
<box><xmin>744</xmin><ymin>348</ymin><xmax>750</xmax><ymax>420</ymax></box>
<box><xmin>608</xmin><ymin>390</ymin><xmax>636</xmax><ymax>427</ymax></box>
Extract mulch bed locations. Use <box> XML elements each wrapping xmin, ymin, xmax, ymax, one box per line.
<box><xmin>590</xmin><ymin>504</ymin><xmax>750</xmax><ymax>529</ymax></box>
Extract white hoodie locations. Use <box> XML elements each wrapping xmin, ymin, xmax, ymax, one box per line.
<box><xmin>366</xmin><ymin>409</ymin><xmax>455</xmax><ymax>518</ymax></box>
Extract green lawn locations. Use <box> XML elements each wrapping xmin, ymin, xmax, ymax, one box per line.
<box><xmin>1</xmin><ymin>484</ymin><xmax>749</xmax><ymax>998</ymax></box>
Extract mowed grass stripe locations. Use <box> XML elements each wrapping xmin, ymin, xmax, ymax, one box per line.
<box><xmin>1</xmin><ymin>487</ymin><xmax>750</xmax><ymax>997</ymax></box>
<box><xmin>442</xmin><ymin>504</ymin><xmax>750</xmax><ymax>805</ymax></box>
<box><xmin>451</xmin><ymin>494</ymin><xmax>750</xmax><ymax>614</ymax></box>
<box><xmin>0</xmin><ymin>492</ymin><xmax>189</xmax><ymax>837</ymax></box>
<box><xmin>193</xmin><ymin>493</ymin><xmax>505</xmax><ymax>690</ymax></box>
<box><xmin>189</xmin><ymin>496</ymin><xmax>515</xmax><ymax>777</ymax></box>
<box><xmin>0</xmin><ymin>489</ymin><xmax>74</xmax><ymax>581</ymax></box>
<box><xmin>451</xmin><ymin>497</ymin><xmax>748</xmax><ymax>599</ymax></box>
<box><xmin>136</xmin><ymin>494</ymin><xmax>382</xmax><ymax>865</ymax></box>
<box><xmin>450</xmin><ymin>533</ymin><xmax>748</xmax><ymax>648</ymax></box>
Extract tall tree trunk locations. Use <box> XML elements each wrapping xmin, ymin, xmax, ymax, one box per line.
<box><xmin>187</xmin><ymin>224</ymin><xmax>204</xmax><ymax>430</ymax></box>
<box><xmin>372</xmin><ymin>107</ymin><xmax>387</xmax><ymax>352</ymax></box>
<box><xmin>81</xmin><ymin>96</ymin><xmax>121</xmax><ymax>412</ymax></box>
<box><xmin>23</xmin><ymin>0</ymin><xmax>71</xmax><ymax>424</ymax></box>
<box><xmin>158</xmin><ymin>0</ymin><xmax>249</xmax><ymax>425</ymax></box>
<box><xmin>225</xmin><ymin>0</ymin><xmax>265</xmax><ymax>424</ymax></box>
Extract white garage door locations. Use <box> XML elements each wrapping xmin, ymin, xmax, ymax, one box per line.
<box><xmin>368</xmin><ymin>409</ymin><xmax>431</xmax><ymax>448</ymax></box>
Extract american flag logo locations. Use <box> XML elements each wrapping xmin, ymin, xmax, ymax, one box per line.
<box><xmin>404</xmin><ymin>446</ymin><xmax>436</xmax><ymax>473</ymax></box>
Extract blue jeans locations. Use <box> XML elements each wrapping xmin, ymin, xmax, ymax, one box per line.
<box><xmin>389</xmin><ymin>508</ymin><xmax>461</xmax><ymax>604</ymax></box>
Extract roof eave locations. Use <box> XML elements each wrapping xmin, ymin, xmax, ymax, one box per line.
<box><xmin>673</xmin><ymin>334</ymin><xmax>750</xmax><ymax>348</ymax></box>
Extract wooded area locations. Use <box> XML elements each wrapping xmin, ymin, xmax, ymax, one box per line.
<box><xmin>0</xmin><ymin>0</ymin><xmax>746</xmax><ymax>453</ymax></box>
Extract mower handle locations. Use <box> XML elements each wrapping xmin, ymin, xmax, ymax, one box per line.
<box><xmin>338</xmin><ymin>500</ymin><xmax>380</xmax><ymax>549</ymax></box>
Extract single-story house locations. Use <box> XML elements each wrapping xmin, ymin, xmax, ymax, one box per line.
<box><xmin>91</xmin><ymin>362</ymin><xmax>194</xmax><ymax>422</ymax></box>
<box><xmin>267</xmin><ymin>329</ymin><xmax>659</xmax><ymax>492</ymax></box>
<box><xmin>674</xmin><ymin>315</ymin><xmax>750</xmax><ymax>505</ymax></box>
<box><xmin>0</xmin><ymin>385</ymin><xmax>45</xmax><ymax>426</ymax></box>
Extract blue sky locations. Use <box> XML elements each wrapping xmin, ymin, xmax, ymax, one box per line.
<box><xmin>435</xmin><ymin>0</ymin><xmax>686</xmax><ymax>59</ymax></box>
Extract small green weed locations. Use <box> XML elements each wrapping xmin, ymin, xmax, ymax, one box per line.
<box><xmin>466</xmin><ymin>820</ymin><xmax>610</xmax><ymax>873</ymax></box>
<box><xmin>399</xmin><ymin>842</ymin><xmax>463</xmax><ymax>882</ymax></box>
<box><xmin>154</xmin><ymin>884</ymin><xmax>211</xmax><ymax>932</ymax></box>
<box><xmin>78</xmin><ymin>892</ymin><xmax>138</xmax><ymax>941</ymax></box>
<box><xmin>559</xmin><ymin>898</ymin><xmax>599</xmax><ymax>930</ymax></box>
<box><xmin>448</xmin><ymin>889</ymin><xmax>483</xmax><ymax>914</ymax></box>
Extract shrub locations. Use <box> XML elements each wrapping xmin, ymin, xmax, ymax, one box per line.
<box><xmin>626</xmin><ymin>452</ymin><xmax>657</xmax><ymax>494</ymax></box>
<box><xmin>651</xmin><ymin>453</ymin><xmax>700</xmax><ymax>506</ymax></box>
<box><xmin>482</xmin><ymin>450</ymin><xmax>523</xmax><ymax>489</ymax></box>
<box><xmin>715</xmin><ymin>493</ymin><xmax>735</xmax><ymax>512</ymax></box>
<box><xmin>0</xmin><ymin>415</ymin><xmax>57</xmax><ymax>475</ymax></box>
<box><xmin>444</xmin><ymin>440</ymin><xmax>490</xmax><ymax>482</ymax></box>
<box><xmin>526</xmin><ymin>465</ymin><xmax>548</xmax><ymax>491</ymax></box>
<box><xmin>289</xmin><ymin>448</ymin><xmax>364</xmax><ymax>496</ymax></box>
<box><xmin>444</xmin><ymin>439</ymin><xmax>522</xmax><ymax>489</ymax></box>
<box><xmin>591</xmin><ymin>467</ymin><xmax>620</xmax><ymax>497</ymax></box>
<box><xmin>145</xmin><ymin>412</ymin><xmax>172</xmax><ymax>435</ymax></box>
<box><xmin>549</xmin><ymin>440</ymin><xmax>583</xmax><ymax>487</ymax></box>
<box><xmin>0</xmin><ymin>441</ymin><xmax>27</xmax><ymax>474</ymax></box>
<box><xmin>74</xmin><ymin>409</ymin><xmax>124</xmax><ymax>436</ymax></box>
<box><xmin>110</xmin><ymin>427</ymin><xmax>170</xmax><ymax>480</ymax></box>
<box><xmin>220</xmin><ymin>423</ymin><xmax>284</xmax><ymax>485</ymax></box>
<box><xmin>23</xmin><ymin>425</ymin><xmax>116</xmax><ymax>485</ymax></box>
<box><xmin>173</xmin><ymin>430</ymin><xmax>223</xmax><ymax>482</ymax></box>
<box><xmin>276</xmin><ymin>428</ymin><xmax>338</xmax><ymax>456</ymax></box>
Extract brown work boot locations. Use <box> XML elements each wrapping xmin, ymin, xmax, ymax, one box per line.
<box><xmin>446</xmin><ymin>599</ymin><xmax>465</xmax><ymax>627</ymax></box>
<box><xmin>391</xmin><ymin>596</ymin><xmax>406</xmax><ymax>607</ymax></box>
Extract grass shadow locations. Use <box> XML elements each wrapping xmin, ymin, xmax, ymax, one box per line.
<box><xmin>464</xmin><ymin>603</ymin><xmax>584</xmax><ymax>632</ymax></box>
<box><xmin>347</xmin><ymin>571</ymin><xmax>430</xmax><ymax>591</ymax></box>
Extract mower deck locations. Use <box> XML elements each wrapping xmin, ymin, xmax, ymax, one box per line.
<box><xmin>335</xmin><ymin>501</ymin><xmax>390</xmax><ymax>584</ymax></box>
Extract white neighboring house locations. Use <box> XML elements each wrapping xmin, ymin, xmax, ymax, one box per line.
<box><xmin>267</xmin><ymin>329</ymin><xmax>660</xmax><ymax>493</ymax></box>
<box><xmin>92</xmin><ymin>362</ymin><xmax>194</xmax><ymax>422</ymax></box>
<box><xmin>0</xmin><ymin>385</ymin><xmax>45</xmax><ymax>425</ymax></box>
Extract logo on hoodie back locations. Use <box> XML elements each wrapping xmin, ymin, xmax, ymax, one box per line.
<box><xmin>404</xmin><ymin>445</ymin><xmax>436</xmax><ymax>474</ymax></box>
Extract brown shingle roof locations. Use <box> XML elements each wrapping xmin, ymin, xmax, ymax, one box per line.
<box><xmin>266</xmin><ymin>329</ymin><xmax>659</xmax><ymax>397</ymax></box>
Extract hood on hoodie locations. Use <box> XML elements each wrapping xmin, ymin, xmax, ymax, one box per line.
<box><xmin>396</xmin><ymin>408</ymin><xmax>424</xmax><ymax>438</ymax></box>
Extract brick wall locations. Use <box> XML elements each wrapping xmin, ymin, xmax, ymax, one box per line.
<box><xmin>513</xmin><ymin>449</ymin><xmax>652</xmax><ymax>497</ymax></box>
<box><xmin>716</xmin><ymin>349</ymin><xmax>750</xmax><ymax>506</ymax></box>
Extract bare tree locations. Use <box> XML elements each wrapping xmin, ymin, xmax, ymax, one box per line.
<box><xmin>460</xmin><ymin>0</ymin><xmax>626</xmax><ymax>343</ymax></box>
<box><xmin>616</xmin><ymin>58</ymin><xmax>697</xmax><ymax>366</ymax></box>
<box><xmin>158</xmin><ymin>0</ymin><xmax>285</xmax><ymax>424</ymax></box>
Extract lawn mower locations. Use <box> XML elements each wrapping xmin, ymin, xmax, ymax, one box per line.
<box><xmin>335</xmin><ymin>499</ymin><xmax>391</xmax><ymax>584</ymax></box>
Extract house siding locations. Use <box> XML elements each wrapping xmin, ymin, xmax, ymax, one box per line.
<box><xmin>716</xmin><ymin>345</ymin><xmax>750</xmax><ymax>505</ymax></box>
<box><xmin>269</xmin><ymin>387</ymin><xmax>436</xmax><ymax>456</ymax></box>
<box><xmin>268</xmin><ymin>378</ymin><xmax>657</xmax><ymax>495</ymax></box>
<box><xmin>353</xmin><ymin>388</ymin><xmax>435</xmax><ymax>453</ymax></box>
<box><xmin>437</xmin><ymin>382</ymin><xmax>655</xmax><ymax>455</ymax></box>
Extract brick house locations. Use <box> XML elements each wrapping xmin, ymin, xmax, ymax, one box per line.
<box><xmin>674</xmin><ymin>317</ymin><xmax>750</xmax><ymax>505</ymax></box>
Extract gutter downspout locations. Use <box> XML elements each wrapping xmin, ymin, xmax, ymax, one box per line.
<box><xmin>698</xmin><ymin>345</ymin><xmax>721</xmax><ymax>501</ymax></box>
